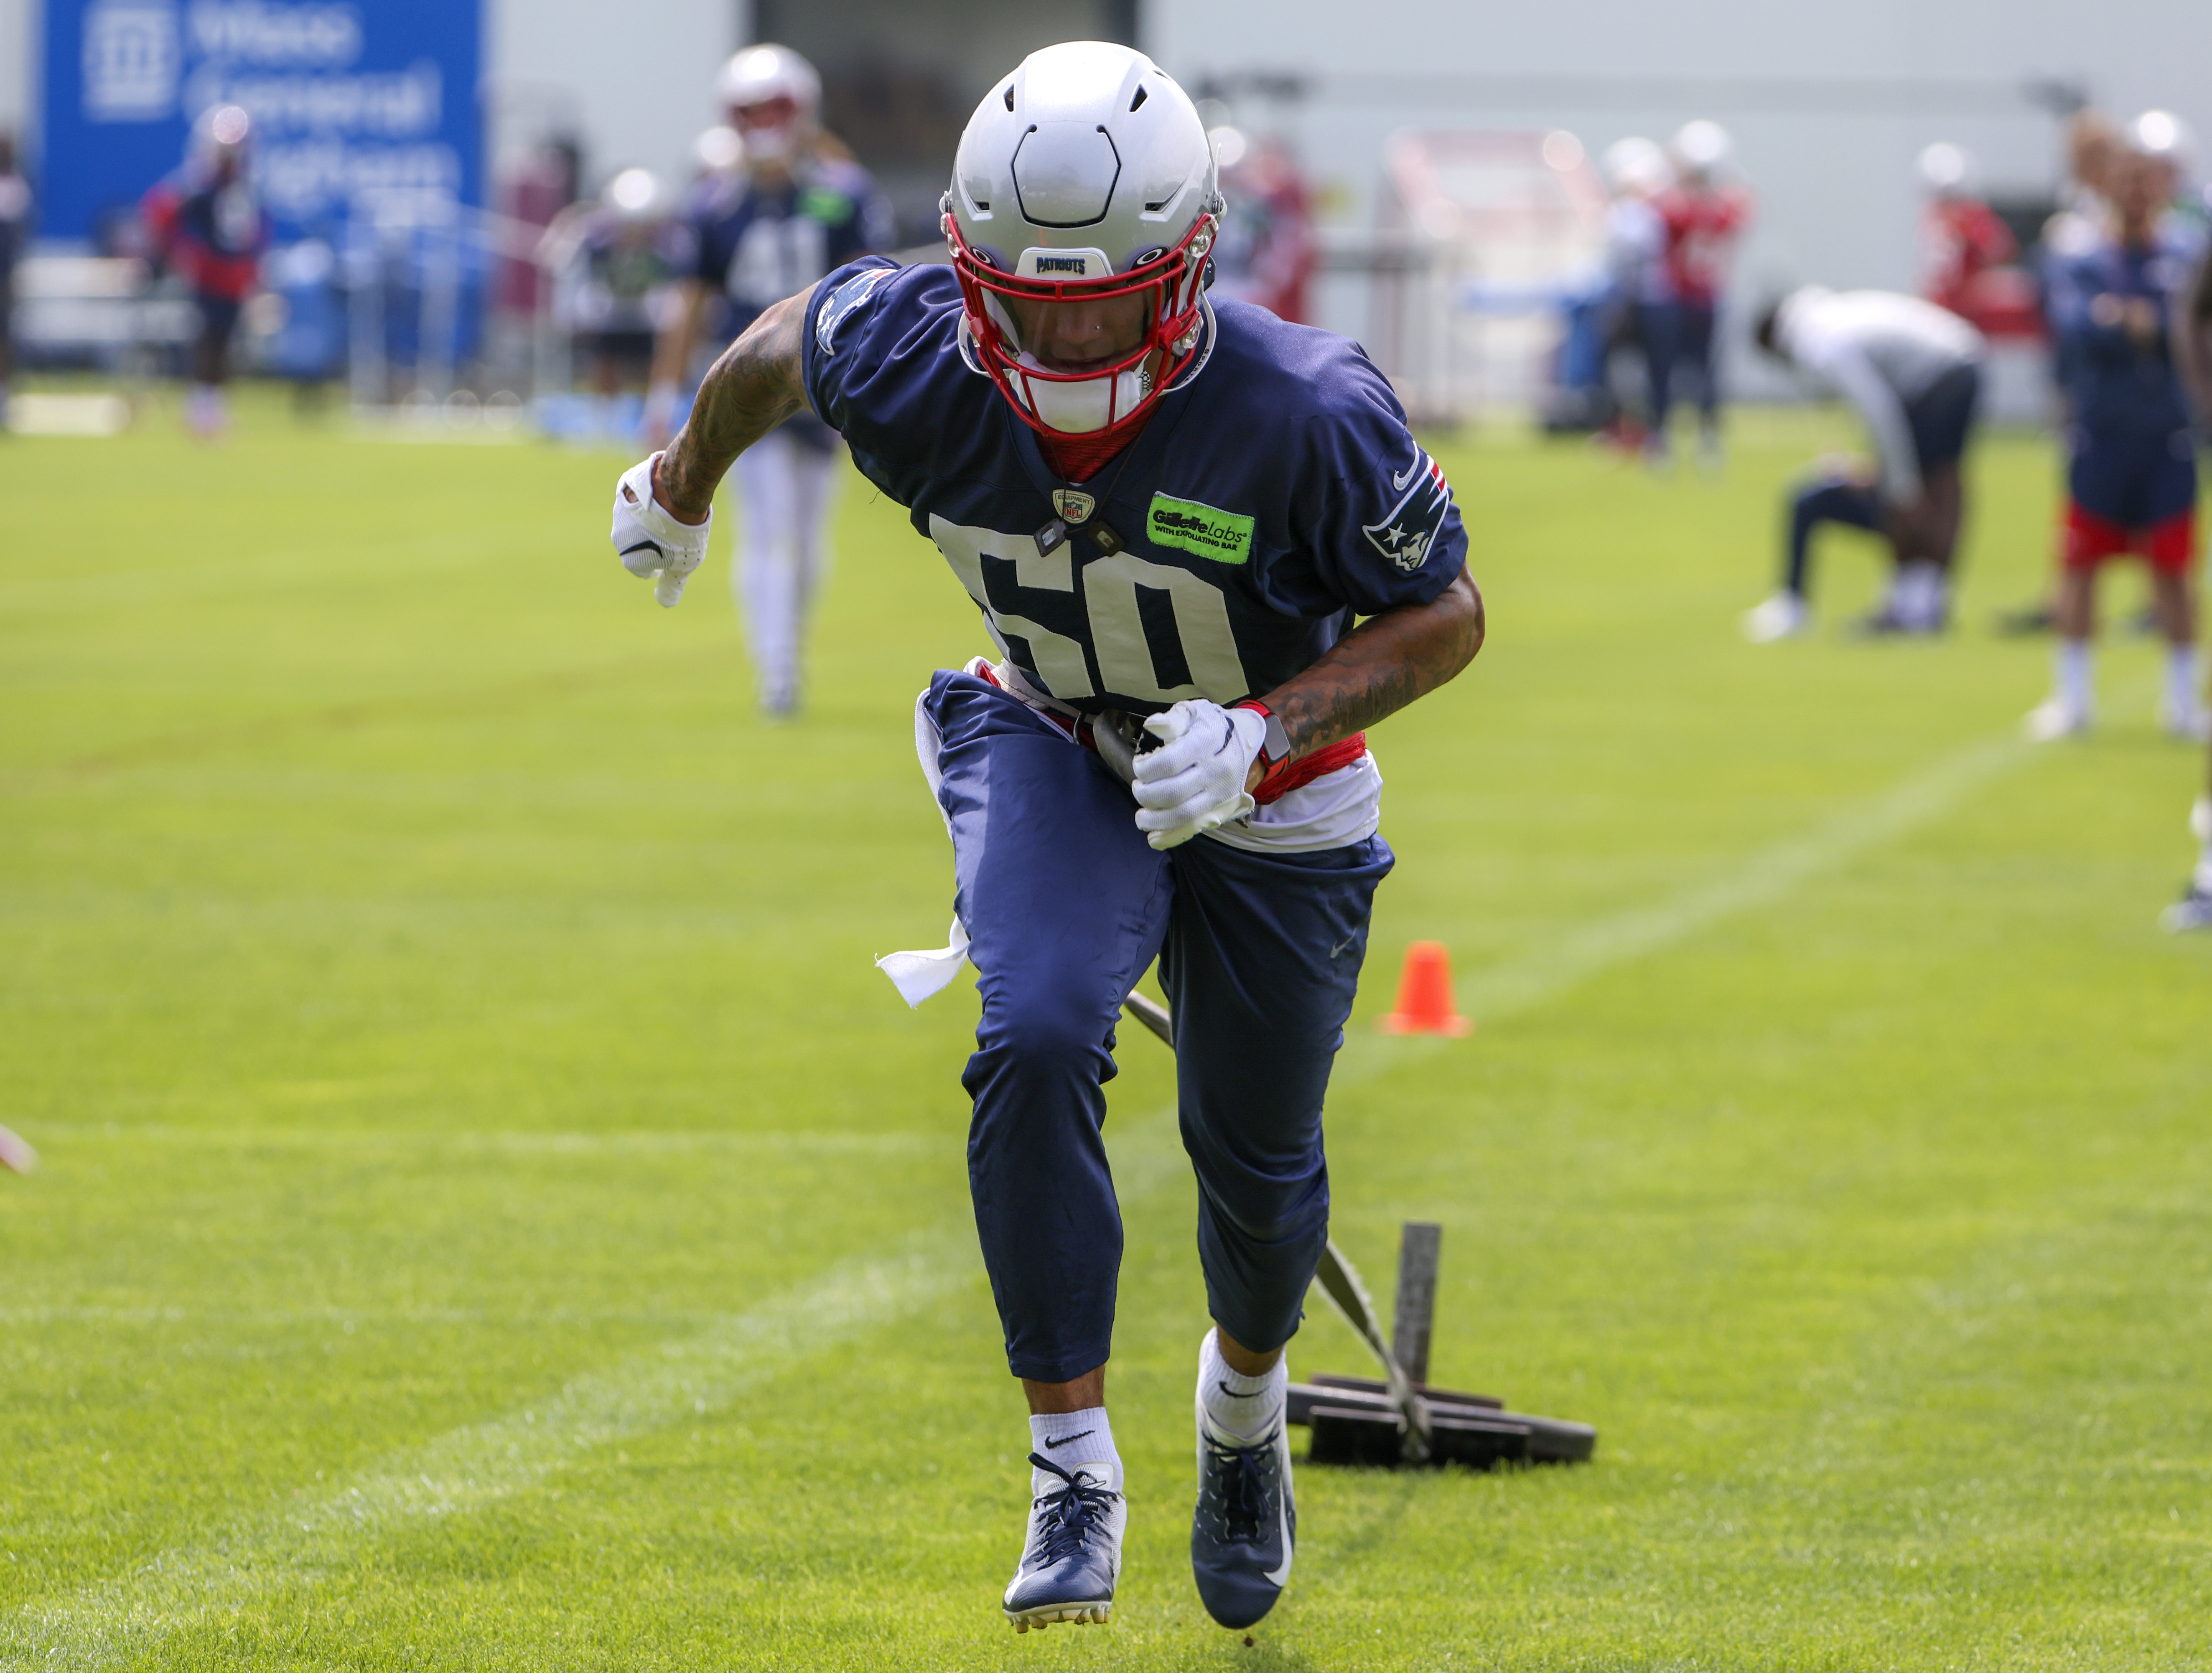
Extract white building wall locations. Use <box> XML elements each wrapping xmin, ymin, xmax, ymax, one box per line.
<box><xmin>486</xmin><ymin>0</ymin><xmax>740</xmax><ymax>193</ymax></box>
<box><xmin>1149</xmin><ymin>0</ymin><xmax>2212</xmax><ymax>388</ymax></box>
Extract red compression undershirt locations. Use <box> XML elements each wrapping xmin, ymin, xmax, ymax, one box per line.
<box><xmin>1035</xmin><ymin>416</ymin><xmax>1150</xmax><ymax>484</ymax></box>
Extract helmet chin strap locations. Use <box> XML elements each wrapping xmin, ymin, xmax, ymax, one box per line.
<box><xmin>1016</xmin><ymin>358</ymin><xmax>1152</xmax><ymax>435</ymax></box>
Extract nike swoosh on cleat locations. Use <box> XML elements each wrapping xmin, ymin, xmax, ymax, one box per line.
<box><xmin>1043</xmin><ymin>1430</ymin><xmax>1097</xmax><ymax>1450</ymax></box>
<box><xmin>1263</xmin><ymin>1434</ymin><xmax>1294</xmax><ymax>1587</ymax></box>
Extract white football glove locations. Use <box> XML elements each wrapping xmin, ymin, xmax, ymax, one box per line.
<box><xmin>610</xmin><ymin>453</ymin><xmax>711</xmax><ymax>607</ymax></box>
<box><xmin>1129</xmin><ymin>700</ymin><xmax>1266</xmax><ymax>850</ymax></box>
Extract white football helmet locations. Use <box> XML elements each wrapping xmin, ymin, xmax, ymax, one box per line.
<box><xmin>1602</xmin><ymin>136</ymin><xmax>1671</xmax><ymax>199</ymax></box>
<box><xmin>601</xmin><ymin>167</ymin><xmax>665</xmax><ymax>223</ymax></box>
<box><xmin>1671</xmin><ymin>119</ymin><xmax>1732</xmax><ymax>181</ymax></box>
<box><xmin>2128</xmin><ymin>109</ymin><xmax>2194</xmax><ymax>176</ymax></box>
<box><xmin>1917</xmin><ymin>142</ymin><xmax>1979</xmax><ymax>198</ymax></box>
<box><xmin>716</xmin><ymin>44</ymin><xmax>821</xmax><ymax>166</ymax></box>
<box><xmin>190</xmin><ymin>104</ymin><xmax>253</xmax><ymax>172</ymax></box>
<box><xmin>944</xmin><ymin>41</ymin><xmax>1221</xmax><ymax>438</ymax></box>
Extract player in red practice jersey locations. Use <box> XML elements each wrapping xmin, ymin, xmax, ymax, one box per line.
<box><xmin>1653</xmin><ymin>120</ymin><xmax>1752</xmax><ymax>471</ymax></box>
<box><xmin>1918</xmin><ymin>144</ymin><xmax>2018</xmax><ymax>319</ymax></box>
<box><xmin>140</xmin><ymin>106</ymin><xmax>268</xmax><ymax>440</ymax></box>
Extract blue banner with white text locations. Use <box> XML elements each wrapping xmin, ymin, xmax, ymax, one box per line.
<box><xmin>41</xmin><ymin>0</ymin><xmax>482</xmax><ymax>244</ymax></box>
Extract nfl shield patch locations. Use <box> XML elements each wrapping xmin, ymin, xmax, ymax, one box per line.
<box><xmin>1051</xmin><ymin>488</ymin><xmax>1096</xmax><ymax>524</ymax></box>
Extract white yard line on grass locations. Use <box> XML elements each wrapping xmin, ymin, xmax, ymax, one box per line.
<box><xmin>3</xmin><ymin>714</ymin><xmax>2072</xmax><ymax>1664</ymax></box>
<box><xmin>1457</xmin><ymin>728</ymin><xmax>2034</xmax><ymax>1026</ymax></box>
<box><xmin>1329</xmin><ymin>716</ymin><xmax>2072</xmax><ymax>1096</ymax></box>
<box><xmin>1</xmin><ymin>1241</ymin><xmax>972</xmax><ymax>1670</ymax></box>
<box><xmin>24</xmin><ymin>1125</ymin><xmax>939</xmax><ymax>1158</ymax></box>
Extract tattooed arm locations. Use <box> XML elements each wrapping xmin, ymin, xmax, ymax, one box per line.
<box><xmin>1250</xmin><ymin>564</ymin><xmax>1485</xmax><ymax>785</ymax></box>
<box><xmin>648</xmin><ymin>292</ymin><xmax>811</xmax><ymax>524</ymax></box>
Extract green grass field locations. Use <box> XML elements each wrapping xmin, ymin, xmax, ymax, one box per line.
<box><xmin>4</xmin><ymin>392</ymin><xmax>2210</xmax><ymax>1670</ymax></box>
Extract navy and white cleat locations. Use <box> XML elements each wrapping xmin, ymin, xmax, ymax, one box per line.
<box><xmin>1190</xmin><ymin>1413</ymin><xmax>1296</xmax><ymax>1629</ymax></box>
<box><xmin>1003</xmin><ymin>1453</ymin><xmax>1123</xmax><ymax>1632</ymax></box>
<box><xmin>2162</xmin><ymin>883</ymin><xmax>2212</xmax><ymax>933</ymax></box>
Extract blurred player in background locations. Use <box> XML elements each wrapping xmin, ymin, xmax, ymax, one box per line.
<box><xmin>570</xmin><ymin>169</ymin><xmax>685</xmax><ymax>409</ymax></box>
<box><xmin>2129</xmin><ymin>110</ymin><xmax>2207</xmax><ymax>250</ymax></box>
<box><xmin>1208</xmin><ymin>126</ymin><xmax>1317</xmax><ymax>324</ymax></box>
<box><xmin>647</xmin><ymin>45</ymin><xmax>894</xmax><ymax>716</ymax></box>
<box><xmin>609</xmin><ymin>41</ymin><xmax>1482</xmax><ymax>1635</ymax></box>
<box><xmin>141</xmin><ymin>106</ymin><xmax>268</xmax><ymax>440</ymax></box>
<box><xmin>1652</xmin><ymin>120</ymin><xmax>1752</xmax><ymax>471</ymax></box>
<box><xmin>2023</xmin><ymin>137</ymin><xmax>2206</xmax><ymax>742</ymax></box>
<box><xmin>2160</xmin><ymin>216</ymin><xmax>2212</xmax><ymax>929</ymax></box>
<box><xmin>1918</xmin><ymin>144</ymin><xmax>2019</xmax><ymax>323</ymax></box>
<box><xmin>1997</xmin><ymin>111</ymin><xmax>2133</xmax><ymax>638</ymax></box>
<box><xmin>1745</xmin><ymin>286</ymin><xmax>1984</xmax><ymax>641</ymax></box>
<box><xmin>0</xmin><ymin>132</ymin><xmax>30</xmax><ymax>433</ymax></box>
<box><xmin>1599</xmin><ymin>136</ymin><xmax>1675</xmax><ymax>455</ymax></box>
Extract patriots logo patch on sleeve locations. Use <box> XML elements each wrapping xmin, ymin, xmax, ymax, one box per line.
<box><xmin>1362</xmin><ymin>450</ymin><xmax>1454</xmax><ymax>572</ymax></box>
<box><xmin>815</xmin><ymin>265</ymin><xmax>891</xmax><ymax>356</ymax></box>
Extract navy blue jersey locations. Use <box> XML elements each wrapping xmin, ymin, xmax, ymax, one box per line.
<box><xmin>688</xmin><ymin>160</ymin><xmax>894</xmax><ymax>341</ymax></box>
<box><xmin>2047</xmin><ymin>234</ymin><xmax>2194</xmax><ymax>438</ymax></box>
<box><xmin>802</xmin><ymin>259</ymin><xmax>1469</xmax><ymax>714</ymax></box>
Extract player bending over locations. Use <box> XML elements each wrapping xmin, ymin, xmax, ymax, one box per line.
<box><xmin>1744</xmin><ymin>287</ymin><xmax>1985</xmax><ymax>641</ymax></box>
<box><xmin>607</xmin><ymin>42</ymin><xmax>1483</xmax><ymax>1630</ymax></box>
<box><xmin>2023</xmin><ymin>141</ymin><xmax>2207</xmax><ymax>742</ymax></box>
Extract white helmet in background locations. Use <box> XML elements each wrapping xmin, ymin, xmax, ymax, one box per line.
<box><xmin>1917</xmin><ymin>142</ymin><xmax>1980</xmax><ymax>198</ymax></box>
<box><xmin>2127</xmin><ymin>109</ymin><xmax>2194</xmax><ymax>178</ymax></box>
<box><xmin>716</xmin><ymin>44</ymin><xmax>821</xmax><ymax>167</ymax></box>
<box><xmin>1671</xmin><ymin>119</ymin><xmax>1732</xmax><ymax>181</ymax></box>
<box><xmin>692</xmin><ymin>125</ymin><xmax>745</xmax><ymax>178</ymax></box>
<box><xmin>190</xmin><ymin>103</ymin><xmax>253</xmax><ymax>173</ymax></box>
<box><xmin>1602</xmin><ymin>136</ymin><xmax>1672</xmax><ymax>199</ymax></box>
<box><xmin>601</xmin><ymin>166</ymin><xmax>665</xmax><ymax>223</ymax></box>
<box><xmin>944</xmin><ymin>41</ymin><xmax>1221</xmax><ymax>437</ymax></box>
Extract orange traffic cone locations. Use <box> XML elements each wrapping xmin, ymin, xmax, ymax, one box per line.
<box><xmin>1377</xmin><ymin>941</ymin><xmax>1472</xmax><ymax>1036</ymax></box>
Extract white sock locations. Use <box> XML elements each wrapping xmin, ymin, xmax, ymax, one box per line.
<box><xmin>2166</xmin><ymin>645</ymin><xmax>2199</xmax><ymax>717</ymax></box>
<box><xmin>1029</xmin><ymin>1407</ymin><xmax>1120</xmax><ymax>1495</ymax></box>
<box><xmin>1890</xmin><ymin>561</ymin><xmax>1945</xmax><ymax>629</ymax></box>
<box><xmin>2057</xmin><ymin>640</ymin><xmax>2093</xmax><ymax>711</ymax></box>
<box><xmin>1199</xmin><ymin>1328</ymin><xmax>1286</xmax><ymax>1446</ymax></box>
<box><xmin>2192</xmin><ymin>798</ymin><xmax>2212</xmax><ymax>894</ymax></box>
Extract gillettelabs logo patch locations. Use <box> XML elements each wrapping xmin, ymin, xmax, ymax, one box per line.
<box><xmin>1363</xmin><ymin>449</ymin><xmax>1453</xmax><ymax>573</ymax></box>
<box><xmin>1147</xmin><ymin>493</ymin><xmax>1253</xmax><ymax>564</ymax></box>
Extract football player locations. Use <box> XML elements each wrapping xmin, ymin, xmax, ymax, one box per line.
<box><xmin>140</xmin><ymin>106</ymin><xmax>268</xmax><ymax>440</ymax></box>
<box><xmin>645</xmin><ymin>46</ymin><xmax>895</xmax><ymax>716</ymax></box>
<box><xmin>1600</xmin><ymin>136</ymin><xmax>1676</xmax><ymax>457</ymax></box>
<box><xmin>1653</xmin><ymin>120</ymin><xmax>1753</xmax><ymax>471</ymax></box>
<box><xmin>1918</xmin><ymin>144</ymin><xmax>2019</xmax><ymax>323</ymax></box>
<box><xmin>1744</xmin><ymin>287</ymin><xmax>1985</xmax><ymax>641</ymax></box>
<box><xmin>608</xmin><ymin>43</ymin><xmax>1483</xmax><ymax>1632</ymax></box>
<box><xmin>2162</xmin><ymin>214</ymin><xmax>2212</xmax><ymax>930</ymax></box>
<box><xmin>0</xmin><ymin>132</ymin><xmax>29</xmax><ymax>433</ymax></box>
<box><xmin>2024</xmin><ymin>140</ymin><xmax>2205</xmax><ymax>742</ymax></box>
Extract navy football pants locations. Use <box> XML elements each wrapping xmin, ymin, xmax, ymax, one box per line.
<box><xmin>927</xmin><ymin>671</ymin><xmax>1392</xmax><ymax>1384</ymax></box>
